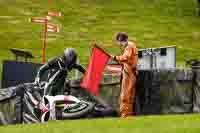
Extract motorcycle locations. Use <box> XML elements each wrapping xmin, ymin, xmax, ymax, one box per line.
<box><xmin>33</xmin><ymin>79</ymin><xmax>117</xmax><ymax>122</ymax></box>
<box><xmin>40</xmin><ymin>95</ymin><xmax>95</xmax><ymax>122</ymax></box>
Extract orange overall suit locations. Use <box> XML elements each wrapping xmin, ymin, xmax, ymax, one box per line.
<box><xmin>115</xmin><ymin>41</ymin><xmax>138</xmax><ymax>117</ymax></box>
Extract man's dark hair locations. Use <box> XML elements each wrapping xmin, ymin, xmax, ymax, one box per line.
<box><xmin>116</xmin><ymin>32</ymin><xmax>128</xmax><ymax>42</ymax></box>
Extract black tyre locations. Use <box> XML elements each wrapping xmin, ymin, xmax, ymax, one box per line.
<box><xmin>62</xmin><ymin>101</ymin><xmax>94</xmax><ymax>119</ymax></box>
<box><xmin>41</xmin><ymin>111</ymin><xmax>50</xmax><ymax>122</ymax></box>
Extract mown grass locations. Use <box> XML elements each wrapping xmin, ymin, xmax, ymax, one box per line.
<box><xmin>0</xmin><ymin>0</ymin><xmax>200</xmax><ymax>62</ymax></box>
<box><xmin>1</xmin><ymin>114</ymin><xmax>200</xmax><ymax>133</ymax></box>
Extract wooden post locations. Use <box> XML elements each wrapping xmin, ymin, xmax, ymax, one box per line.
<box><xmin>42</xmin><ymin>17</ymin><xmax>48</xmax><ymax>63</ymax></box>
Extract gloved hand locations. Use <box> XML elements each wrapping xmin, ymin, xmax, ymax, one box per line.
<box><xmin>110</xmin><ymin>55</ymin><xmax>117</xmax><ymax>60</ymax></box>
<box><xmin>35</xmin><ymin>77</ymin><xmax>40</xmax><ymax>85</ymax></box>
<box><xmin>37</xmin><ymin>102</ymin><xmax>49</xmax><ymax>113</ymax></box>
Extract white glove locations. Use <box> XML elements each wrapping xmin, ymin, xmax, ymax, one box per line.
<box><xmin>35</xmin><ymin>77</ymin><xmax>40</xmax><ymax>84</ymax></box>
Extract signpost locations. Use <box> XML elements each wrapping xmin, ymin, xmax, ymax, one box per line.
<box><xmin>30</xmin><ymin>12</ymin><xmax>61</xmax><ymax>63</ymax></box>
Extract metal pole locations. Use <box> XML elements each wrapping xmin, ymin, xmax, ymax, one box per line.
<box><xmin>15</xmin><ymin>55</ymin><xmax>18</xmax><ymax>61</ymax></box>
<box><xmin>75</xmin><ymin>57</ymin><xmax>80</xmax><ymax>79</ymax></box>
<box><xmin>42</xmin><ymin>18</ymin><xmax>48</xmax><ymax>63</ymax></box>
<box><xmin>150</xmin><ymin>49</ymin><xmax>153</xmax><ymax>69</ymax></box>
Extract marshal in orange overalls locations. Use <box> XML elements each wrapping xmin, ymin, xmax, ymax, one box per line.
<box><xmin>115</xmin><ymin>41</ymin><xmax>138</xmax><ymax>117</ymax></box>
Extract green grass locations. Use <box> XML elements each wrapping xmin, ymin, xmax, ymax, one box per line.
<box><xmin>1</xmin><ymin>114</ymin><xmax>200</xmax><ymax>133</ymax></box>
<box><xmin>0</xmin><ymin>0</ymin><xmax>200</xmax><ymax>64</ymax></box>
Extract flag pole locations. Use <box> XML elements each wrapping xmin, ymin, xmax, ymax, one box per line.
<box><xmin>92</xmin><ymin>44</ymin><xmax>111</xmax><ymax>57</ymax></box>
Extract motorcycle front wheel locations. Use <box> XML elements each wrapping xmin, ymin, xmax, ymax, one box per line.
<box><xmin>61</xmin><ymin>101</ymin><xmax>94</xmax><ymax>119</ymax></box>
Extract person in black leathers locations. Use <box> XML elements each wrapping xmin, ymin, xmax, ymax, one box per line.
<box><xmin>35</xmin><ymin>48</ymin><xmax>85</xmax><ymax>96</ymax></box>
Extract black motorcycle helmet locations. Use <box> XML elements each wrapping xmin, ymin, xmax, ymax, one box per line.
<box><xmin>63</xmin><ymin>48</ymin><xmax>77</xmax><ymax>69</ymax></box>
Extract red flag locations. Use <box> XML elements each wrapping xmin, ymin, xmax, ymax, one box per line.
<box><xmin>81</xmin><ymin>45</ymin><xmax>110</xmax><ymax>95</ymax></box>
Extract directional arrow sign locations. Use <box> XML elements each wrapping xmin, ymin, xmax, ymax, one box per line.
<box><xmin>31</xmin><ymin>17</ymin><xmax>46</xmax><ymax>23</ymax></box>
<box><xmin>48</xmin><ymin>11</ymin><xmax>62</xmax><ymax>17</ymax></box>
<box><xmin>46</xmin><ymin>23</ymin><xmax>59</xmax><ymax>33</ymax></box>
<box><xmin>47</xmin><ymin>23</ymin><xmax>57</xmax><ymax>29</ymax></box>
<box><xmin>30</xmin><ymin>16</ymin><xmax>51</xmax><ymax>23</ymax></box>
<box><xmin>47</xmin><ymin>27</ymin><xmax>59</xmax><ymax>32</ymax></box>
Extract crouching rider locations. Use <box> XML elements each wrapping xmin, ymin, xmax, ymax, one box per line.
<box><xmin>35</xmin><ymin>48</ymin><xmax>85</xmax><ymax>96</ymax></box>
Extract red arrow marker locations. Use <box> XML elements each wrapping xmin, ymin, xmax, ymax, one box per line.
<box><xmin>48</xmin><ymin>11</ymin><xmax>62</xmax><ymax>17</ymax></box>
<box><xmin>47</xmin><ymin>26</ymin><xmax>59</xmax><ymax>33</ymax></box>
<box><xmin>31</xmin><ymin>16</ymin><xmax>50</xmax><ymax>23</ymax></box>
<box><xmin>47</xmin><ymin>23</ymin><xmax>57</xmax><ymax>29</ymax></box>
<box><xmin>107</xmin><ymin>65</ymin><xmax>122</xmax><ymax>73</ymax></box>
